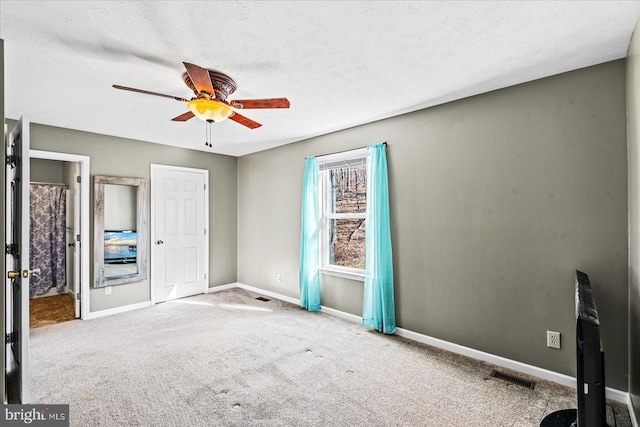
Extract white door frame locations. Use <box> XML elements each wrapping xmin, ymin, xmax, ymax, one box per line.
<box><xmin>30</xmin><ymin>150</ymin><xmax>90</xmax><ymax>319</ymax></box>
<box><xmin>150</xmin><ymin>164</ymin><xmax>209</xmax><ymax>305</ymax></box>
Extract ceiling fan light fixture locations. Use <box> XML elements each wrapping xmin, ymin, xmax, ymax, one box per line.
<box><xmin>187</xmin><ymin>98</ymin><xmax>233</xmax><ymax>122</ymax></box>
<box><xmin>113</xmin><ymin>62</ymin><xmax>289</xmax><ymax>131</ymax></box>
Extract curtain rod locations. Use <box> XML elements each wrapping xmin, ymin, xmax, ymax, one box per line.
<box><xmin>306</xmin><ymin>141</ymin><xmax>387</xmax><ymax>159</ymax></box>
<box><xmin>30</xmin><ymin>181</ymin><xmax>69</xmax><ymax>188</ymax></box>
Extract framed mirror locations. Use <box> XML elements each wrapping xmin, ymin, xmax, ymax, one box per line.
<box><xmin>94</xmin><ymin>175</ymin><xmax>147</xmax><ymax>287</ymax></box>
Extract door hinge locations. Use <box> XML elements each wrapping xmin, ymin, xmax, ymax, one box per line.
<box><xmin>5</xmin><ymin>243</ymin><xmax>18</xmax><ymax>256</ymax></box>
<box><xmin>204</xmin><ymin>228</ymin><xmax>207</xmax><ymax>235</ymax></box>
<box><xmin>5</xmin><ymin>332</ymin><xmax>16</xmax><ymax>345</ymax></box>
<box><xmin>204</xmin><ymin>183</ymin><xmax>207</xmax><ymax>190</ymax></box>
<box><xmin>204</xmin><ymin>273</ymin><xmax>207</xmax><ymax>280</ymax></box>
<box><xmin>76</xmin><ymin>176</ymin><xmax>81</xmax><ymax>183</ymax></box>
<box><xmin>76</xmin><ymin>292</ymin><xmax>81</xmax><ymax>301</ymax></box>
<box><xmin>5</xmin><ymin>154</ymin><xmax>17</xmax><ymax>167</ymax></box>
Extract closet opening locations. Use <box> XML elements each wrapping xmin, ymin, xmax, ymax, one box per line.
<box><xmin>28</xmin><ymin>150</ymin><xmax>90</xmax><ymax>328</ymax></box>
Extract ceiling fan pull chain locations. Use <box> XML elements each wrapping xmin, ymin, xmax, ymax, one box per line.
<box><xmin>205</xmin><ymin>119</ymin><xmax>213</xmax><ymax>147</ymax></box>
<box><xmin>205</xmin><ymin>119</ymin><xmax>209</xmax><ymax>147</ymax></box>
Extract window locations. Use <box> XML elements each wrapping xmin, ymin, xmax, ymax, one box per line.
<box><xmin>318</xmin><ymin>148</ymin><xmax>367</xmax><ymax>281</ymax></box>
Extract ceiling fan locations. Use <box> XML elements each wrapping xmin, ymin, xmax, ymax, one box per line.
<box><xmin>113</xmin><ymin>62</ymin><xmax>290</xmax><ymax>134</ymax></box>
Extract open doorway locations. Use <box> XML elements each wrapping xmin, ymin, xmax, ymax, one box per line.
<box><xmin>29</xmin><ymin>150</ymin><xmax>90</xmax><ymax>326</ymax></box>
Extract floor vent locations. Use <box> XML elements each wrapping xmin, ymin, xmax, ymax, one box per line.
<box><xmin>255</xmin><ymin>296</ymin><xmax>270</xmax><ymax>302</ymax></box>
<box><xmin>490</xmin><ymin>370</ymin><xmax>535</xmax><ymax>390</ymax></box>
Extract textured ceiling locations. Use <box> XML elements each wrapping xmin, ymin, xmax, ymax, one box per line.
<box><xmin>1</xmin><ymin>1</ymin><xmax>639</xmax><ymax>157</ymax></box>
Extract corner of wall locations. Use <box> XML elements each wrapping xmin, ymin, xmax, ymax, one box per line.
<box><xmin>627</xmin><ymin>16</ymin><xmax>640</xmax><ymax>425</ymax></box>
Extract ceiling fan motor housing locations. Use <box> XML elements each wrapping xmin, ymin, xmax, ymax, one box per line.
<box><xmin>182</xmin><ymin>70</ymin><xmax>238</xmax><ymax>102</ymax></box>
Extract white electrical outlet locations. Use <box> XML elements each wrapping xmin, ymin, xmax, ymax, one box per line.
<box><xmin>547</xmin><ymin>331</ymin><xmax>561</xmax><ymax>349</ymax></box>
<box><xmin>276</xmin><ymin>273</ymin><xmax>282</xmax><ymax>283</ymax></box>
<box><xmin>105</xmin><ymin>286</ymin><xmax>112</xmax><ymax>295</ymax></box>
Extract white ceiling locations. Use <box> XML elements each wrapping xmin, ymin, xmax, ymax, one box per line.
<box><xmin>1</xmin><ymin>1</ymin><xmax>639</xmax><ymax>157</ymax></box>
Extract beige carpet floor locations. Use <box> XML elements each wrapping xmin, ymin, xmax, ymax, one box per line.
<box><xmin>29</xmin><ymin>288</ymin><xmax>630</xmax><ymax>426</ymax></box>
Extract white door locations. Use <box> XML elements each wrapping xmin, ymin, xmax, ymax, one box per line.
<box><xmin>5</xmin><ymin>116</ymin><xmax>31</xmax><ymax>403</ymax></box>
<box><xmin>152</xmin><ymin>166</ymin><xmax>207</xmax><ymax>303</ymax></box>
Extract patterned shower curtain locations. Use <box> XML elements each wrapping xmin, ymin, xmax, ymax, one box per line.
<box><xmin>30</xmin><ymin>184</ymin><xmax>67</xmax><ymax>298</ymax></box>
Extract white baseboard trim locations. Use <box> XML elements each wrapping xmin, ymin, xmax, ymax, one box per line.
<box><xmin>629</xmin><ymin>395</ymin><xmax>639</xmax><ymax>427</ymax></box>
<box><xmin>318</xmin><ymin>304</ymin><xmax>362</xmax><ymax>323</ymax></box>
<box><xmin>396</xmin><ymin>327</ymin><xmax>629</xmax><ymax>405</ymax></box>
<box><xmin>85</xmin><ymin>301</ymin><xmax>152</xmax><ymax>320</ymax></box>
<box><xmin>396</xmin><ymin>327</ymin><xmax>568</xmax><ymax>386</ymax></box>
<box><xmin>234</xmin><ymin>282</ymin><xmax>300</xmax><ymax>305</ymax></box>
<box><xmin>233</xmin><ymin>282</ymin><xmax>364</xmax><ymax>323</ymax></box>
<box><xmin>230</xmin><ymin>282</ymin><xmax>629</xmax><ymax>405</ymax></box>
<box><xmin>604</xmin><ymin>386</ymin><xmax>630</xmax><ymax>406</ymax></box>
<box><xmin>207</xmin><ymin>283</ymin><xmax>240</xmax><ymax>294</ymax></box>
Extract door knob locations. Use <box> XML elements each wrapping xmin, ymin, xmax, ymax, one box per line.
<box><xmin>156</xmin><ymin>240</ymin><xmax>164</xmax><ymax>245</ymax></box>
<box><xmin>22</xmin><ymin>268</ymin><xmax>41</xmax><ymax>278</ymax></box>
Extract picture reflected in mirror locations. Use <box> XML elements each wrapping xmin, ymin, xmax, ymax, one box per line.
<box><xmin>104</xmin><ymin>230</ymin><xmax>137</xmax><ymax>277</ymax></box>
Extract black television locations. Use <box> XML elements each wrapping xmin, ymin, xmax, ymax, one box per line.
<box><xmin>540</xmin><ymin>270</ymin><xmax>606</xmax><ymax>427</ymax></box>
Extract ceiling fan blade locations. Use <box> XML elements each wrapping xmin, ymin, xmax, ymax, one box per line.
<box><xmin>171</xmin><ymin>111</ymin><xmax>196</xmax><ymax>122</ymax></box>
<box><xmin>230</xmin><ymin>98</ymin><xmax>290</xmax><ymax>109</ymax></box>
<box><xmin>228</xmin><ymin>112</ymin><xmax>262</xmax><ymax>129</ymax></box>
<box><xmin>183</xmin><ymin>62</ymin><xmax>214</xmax><ymax>95</ymax></box>
<box><xmin>112</xmin><ymin>85</ymin><xmax>189</xmax><ymax>102</ymax></box>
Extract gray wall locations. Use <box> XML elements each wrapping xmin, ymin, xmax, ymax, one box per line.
<box><xmin>628</xmin><ymin>18</ymin><xmax>640</xmax><ymax>421</ymax></box>
<box><xmin>6</xmin><ymin>121</ymin><xmax>238</xmax><ymax>313</ymax></box>
<box><xmin>30</xmin><ymin>158</ymin><xmax>64</xmax><ymax>183</ymax></box>
<box><xmin>238</xmin><ymin>60</ymin><xmax>629</xmax><ymax>390</ymax></box>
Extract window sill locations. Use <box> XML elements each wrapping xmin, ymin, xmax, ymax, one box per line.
<box><xmin>320</xmin><ymin>267</ymin><xmax>365</xmax><ymax>282</ymax></box>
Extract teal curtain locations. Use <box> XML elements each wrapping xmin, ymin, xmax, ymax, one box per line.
<box><xmin>362</xmin><ymin>143</ymin><xmax>396</xmax><ymax>334</ymax></box>
<box><xmin>299</xmin><ymin>157</ymin><xmax>321</xmax><ymax>311</ymax></box>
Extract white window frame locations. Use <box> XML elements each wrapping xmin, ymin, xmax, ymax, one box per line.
<box><xmin>318</xmin><ymin>147</ymin><xmax>367</xmax><ymax>282</ymax></box>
